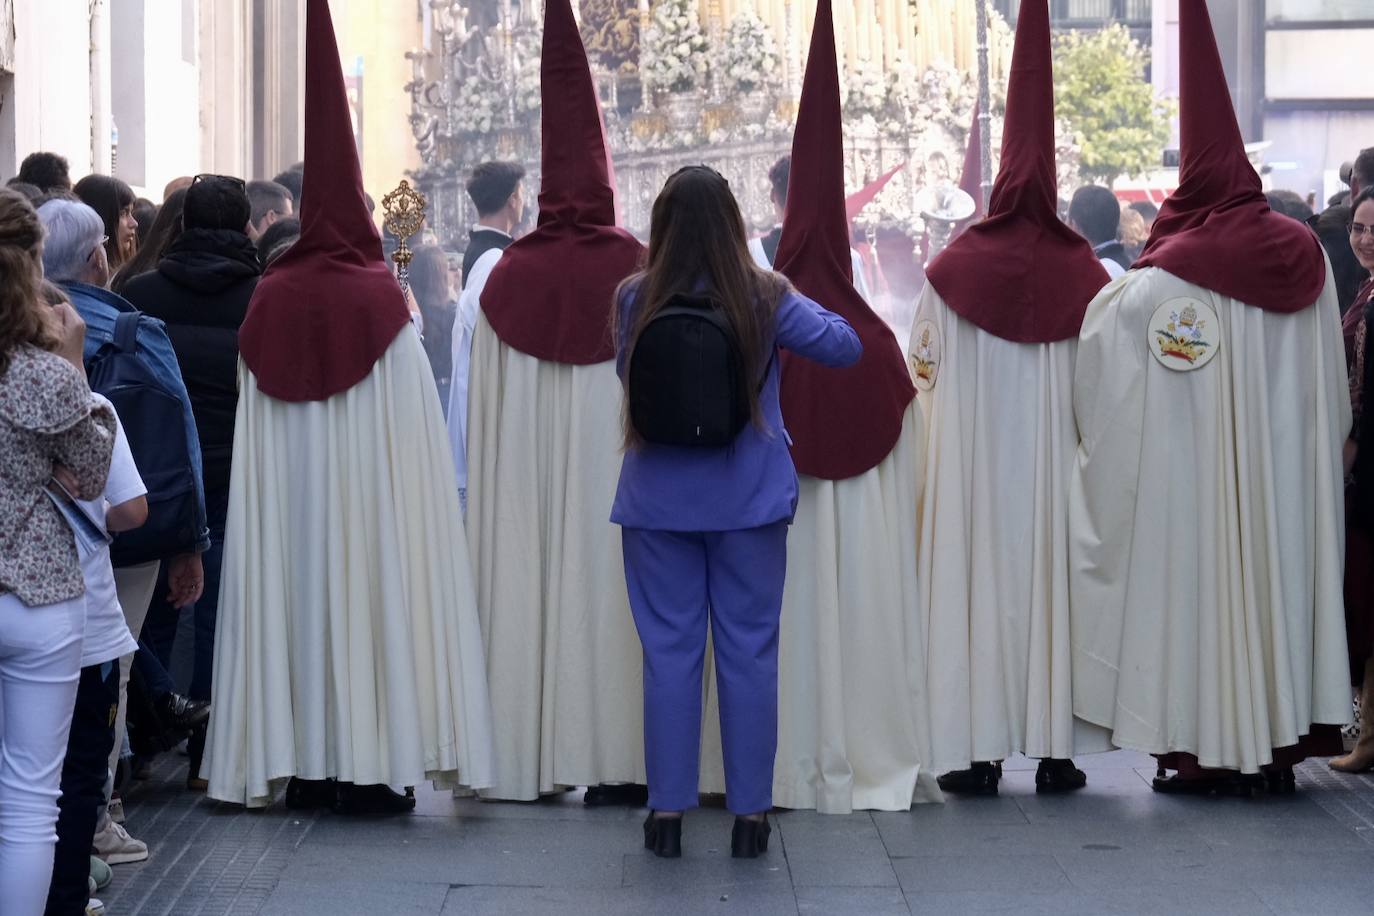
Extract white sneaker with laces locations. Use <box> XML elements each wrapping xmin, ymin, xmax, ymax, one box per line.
<box><xmin>86</xmin><ymin>898</ymin><xmax>106</xmax><ymax>916</ymax></box>
<box><xmin>92</xmin><ymin>820</ymin><xmax>149</xmax><ymax>865</ymax></box>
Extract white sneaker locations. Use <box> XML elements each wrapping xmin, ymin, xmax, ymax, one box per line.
<box><xmin>107</xmin><ymin>797</ymin><xmax>125</xmax><ymax>824</ymax></box>
<box><xmin>86</xmin><ymin>898</ymin><xmax>106</xmax><ymax>916</ymax></box>
<box><xmin>92</xmin><ymin>820</ymin><xmax>148</xmax><ymax>865</ymax></box>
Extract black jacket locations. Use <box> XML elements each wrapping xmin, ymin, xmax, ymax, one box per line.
<box><xmin>121</xmin><ymin>229</ymin><xmax>262</xmax><ymax>497</ymax></box>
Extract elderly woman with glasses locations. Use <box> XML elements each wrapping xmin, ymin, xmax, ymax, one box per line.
<box><xmin>1338</xmin><ymin>185</ymin><xmax>1374</xmax><ymax>775</ymax></box>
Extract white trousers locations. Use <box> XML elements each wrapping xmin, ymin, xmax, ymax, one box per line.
<box><xmin>0</xmin><ymin>592</ymin><xmax>85</xmax><ymax>916</ymax></box>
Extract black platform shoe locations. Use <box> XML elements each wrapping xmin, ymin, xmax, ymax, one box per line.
<box><xmin>730</xmin><ymin>816</ymin><xmax>771</xmax><ymax>859</ymax></box>
<box><xmin>643</xmin><ymin>813</ymin><xmax>682</xmax><ymax>858</ymax></box>
<box><xmin>937</xmin><ymin>761</ymin><xmax>1001</xmax><ymax>796</ymax></box>
<box><xmin>584</xmin><ymin>784</ymin><xmax>650</xmax><ymax>808</ymax></box>
<box><xmin>285</xmin><ymin>777</ymin><xmax>338</xmax><ymax>810</ymax></box>
<box><xmin>1035</xmin><ymin>758</ymin><xmax>1087</xmax><ymax>794</ymax></box>
<box><xmin>333</xmin><ymin>782</ymin><xmax>417</xmax><ymax>816</ymax></box>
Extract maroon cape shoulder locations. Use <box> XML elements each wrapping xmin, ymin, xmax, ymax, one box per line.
<box><xmin>480</xmin><ymin>226</ymin><xmax>644</xmax><ymax>365</ymax></box>
<box><xmin>238</xmin><ymin>258</ymin><xmax>411</xmax><ymax>402</ymax></box>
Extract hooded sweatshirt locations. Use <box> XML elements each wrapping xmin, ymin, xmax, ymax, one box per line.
<box><xmin>122</xmin><ymin>228</ymin><xmax>262</xmax><ymax>495</ymax></box>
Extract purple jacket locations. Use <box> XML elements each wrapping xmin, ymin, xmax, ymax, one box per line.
<box><xmin>611</xmin><ymin>285</ymin><xmax>862</xmax><ymax>532</ymax></box>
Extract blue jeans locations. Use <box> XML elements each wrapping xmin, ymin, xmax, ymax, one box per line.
<box><xmin>140</xmin><ymin>487</ymin><xmax>227</xmax><ymax>702</ymax></box>
<box><xmin>46</xmin><ymin>662</ymin><xmax>118</xmax><ymax>915</ymax></box>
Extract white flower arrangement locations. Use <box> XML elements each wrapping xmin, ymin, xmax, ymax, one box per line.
<box><xmin>513</xmin><ymin>26</ymin><xmax>543</xmax><ymax>123</ymax></box>
<box><xmin>452</xmin><ymin>73</ymin><xmax>500</xmax><ymax>136</ymax></box>
<box><xmin>642</xmin><ymin>0</ymin><xmax>710</xmax><ymax>95</ymax></box>
<box><xmin>714</xmin><ymin>11</ymin><xmax>780</xmax><ymax>96</ymax></box>
<box><xmin>841</xmin><ymin>57</ymin><xmax>888</xmax><ymax>120</ymax></box>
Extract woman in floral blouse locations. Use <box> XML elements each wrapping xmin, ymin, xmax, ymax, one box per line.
<box><xmin>1337</xmin><ymin>186</ymin><xmax>1374</xmax><ymax>775</ymax></box>
<box><xmin>0</xmin><ymin>187</ymin><xmax>116</xmax><ymax>915</ymax></box>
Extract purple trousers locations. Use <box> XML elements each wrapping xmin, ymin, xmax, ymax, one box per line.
<box><xmin>621</xmin><ymin>522</ymin><xmax>788</xmax><ymax>815</ymax></box>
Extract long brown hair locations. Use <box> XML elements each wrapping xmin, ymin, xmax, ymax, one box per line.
<box><xmin>616</xmin><ymin>166</ymin><xmax>789</xmax><ymax>447</ymax></box>
<box><xmin>409</xmin><ymin>244</ymin><xmax>454</xmax><ymax>313</ymax></box>
<box><xmin>111</xmin><ymin>188</ymin><xmax>187</xmax><ymax>294</ymax></box>
<box><xmin>0</xmin><ymin>188</ymin><xmax>58</xmax><ymax>374</ymax></box>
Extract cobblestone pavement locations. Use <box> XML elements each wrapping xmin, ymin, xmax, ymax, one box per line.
<box><xmin>99</xmin><ymin>750</ymin><xmax>1374</xmax><ymax>915</ymax></box>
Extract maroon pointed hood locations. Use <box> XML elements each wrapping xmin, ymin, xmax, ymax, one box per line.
<box><xmin>238</xmin><ymin>0</ymin><xmax>411</xmax><ymax>402</ymax></box>
<box><xmin>1135</xmin><ymin>0</ymin><xmax>1324</xmax><ymax>312</ymax></box>
<box><xmin>845</xmin><ymin>162</ymin><xmax>905</xmax><ymax>223</ymax></box>
<box><xmin>774</xmin><ymin>0</ymin><xmax>914</xmax><ymax>481</ymax></box>
<box><xmin>480</xmin><ymin>0</ymin><xmax>645</xmax><ymax>364</ymax></box>
<box><xmin>925</xmin><ymin>0</ymin><xmax>1107</xmax><ymax>343</ymax></box>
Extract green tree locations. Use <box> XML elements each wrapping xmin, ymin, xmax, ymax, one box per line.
<box><xmin>1053</xmin><ymin>25</ymin><xmax>1174</xmax><ymax>186</ymax></box>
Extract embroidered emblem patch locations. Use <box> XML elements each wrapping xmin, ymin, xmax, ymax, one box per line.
<box><xmin>909</xmin><ymin>320</ymin><xmax>941</xmax><ymax>391</ymax></box>
<box><xmin>1148</xmin><ymin>298</ymin><xmax>1220</xmax><ymax>372</ymax></box>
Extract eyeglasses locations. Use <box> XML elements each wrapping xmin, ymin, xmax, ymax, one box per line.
<box><xmin>1351</xmin><ymin>222</ymin><xmax>1374</xmax><ymax>241</ymax></box>
<box><xmin>192</xmin><ymin>173</ymin><xmax>247</xmax><ymax>191</ymax></box>
<box><xmin>88</xmin><ymin>235</ymin><xmax>109</xmax><ymax>261</ymax></box>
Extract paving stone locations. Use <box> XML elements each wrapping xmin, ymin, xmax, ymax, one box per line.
<box><xmin>97</xmin><ymin>751</ymin><xmax>1374</xmax><ymax>915</ymax></box>
<box><xmin>259</xmin><ymin>879</ymin><xmax>451</xmax><ymax>915</ymax></box>
<box><xmin>795</xmin><ymin>886</ymin><xmax>910</xmax><ymax>915</ymax></box>
<box><xmin>440</xmin><ymin>883</ymin><xmax>801</xmax><ymax>915</ymax></box>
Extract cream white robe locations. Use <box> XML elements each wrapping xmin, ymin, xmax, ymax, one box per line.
<box><xmin>699</xmin><ymin>399</ymin><xmax>941</xmax><ymax>812</ymax></box>
<box><xmin>465</xmin><ymin>313</ymin><xmax>645</xmax><ymax>800</ymax></box>
<box><xmin>1069</xmin><ymin>266</ymin><xmax>1352</xmax><ymax>773</ymax></box>
<box><xmin>204</xmin><ymin>329</ymin><xmax>495</xmax><ymax>807</ymax></box>
<box><xmin>911</xmin><ymin>287</ymin><xmax>1111</xmax><ymax>772</ymax></box>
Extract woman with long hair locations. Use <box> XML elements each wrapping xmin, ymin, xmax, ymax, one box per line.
<box><xmin>110</xmin><ymin>189</ymin><xmax>187</xmax><ymax>295</ymax></box>
<box><xmin>611</xmin><ymin>166</ymin><xmax>860</xmax><ymax>858</ymax></box>
<box><xmin>1336</xmin><ymin>185</ymin><xmax>1374</xmax><ymax>774</ymax></box>
<box><xmin>409</xmin><ymin>243</ymin><xmax>458</xmax><ymax>406</ymax></box>
<box><xmin>0</xmin><ymin>188</ymin><xmax>117</xmax><ymax>914</ymax></box>
<box><xmin>73</xmin><ymin>174</ymin><xmax>138</xmax><ymax>274</ymax></box>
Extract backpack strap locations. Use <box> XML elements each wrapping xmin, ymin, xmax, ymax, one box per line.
<box><xmin>114</xmin><ymin>311</ymin><xmax>141</xmax><ymax>353</ymax></box>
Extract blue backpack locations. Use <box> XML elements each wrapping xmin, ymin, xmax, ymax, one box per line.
<box><xmin>86</xmin><ymin>312</ymin><xmax>200</xmax><ymax>566</ymax></box>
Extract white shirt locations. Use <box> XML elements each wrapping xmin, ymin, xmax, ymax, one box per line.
<box><xmin>1098</xmin><ymin>257</ymin><xmax>1126</xmax><ymax>280</ymax></box>
<box><xmin>447</xmin><ymin>246</ymin><xmax>505</xmax><ymax>503</ymax></box>
<box><xmin>77</xmin><ymin>398</ymin><xmax>144</xmax><ymax>668</ymax></box>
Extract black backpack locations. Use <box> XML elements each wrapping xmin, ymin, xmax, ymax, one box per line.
<box><xmin>86</xmin><ymin>312</ymin><xmax>201</xmax><ymax>566</ymax></box>
<box><xmin>629</xmin><ymin>294</ymin><xmax>768</xmax><ymax>448</ymax></box>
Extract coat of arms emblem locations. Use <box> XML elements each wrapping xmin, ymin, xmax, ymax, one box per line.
<box><xmin>1148</xmin><ymin>298</ymin><xmax>1220</xmax><ymax>372</ymax></box>
<box><xmin>910</xmin><ymin>320</ymin><xmax>940</xmax><ymax>391</ymax></box>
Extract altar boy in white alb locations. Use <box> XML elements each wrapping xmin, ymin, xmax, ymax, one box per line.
<box><xmin>910</xmin><ymin>0</ymin><xmax>1111</xmax><ymax>796</ymax></box>
<box><xmin>1069</xmin><ymin>0</ymin><xmax>1351</xmax><ymax>794</ymax></box>
<box><xmin>204</xmin><ymin>0</ymin><xmax>493</xmax><ymax>812</ymax></box>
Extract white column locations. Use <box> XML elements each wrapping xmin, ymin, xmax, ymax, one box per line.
<box><xmin>199</xmin><ymin>0</ymin><xmax>253</xmax><ymax>182</ymax></box>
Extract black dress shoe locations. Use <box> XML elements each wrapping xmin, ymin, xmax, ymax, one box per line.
<box><xmin>1151</xmin><ymin>772</ymin><xmax>1242</xmax><ymax>796</ymax></box>
<box><xmin>158</xmin><ymin>693</ymin><xmax>212</xmax><ymax>732</ymax></box>
<box><xmin>1263</xmin><ymin>767</ymin><xmax>1297</xmax><ymax>796</ymax></box>
<box><xmin>333</xmin><ymin>782</ymin><xmax>417</xmax><ymax>816</ymax></box>
<box><xmin>1035</xmin><ymin>758</ymin><xmax>1087</xmax><ymax>794</ymax></box>
<box><xmin>584</xmin><ymin>783</ymin><xmax>650</xmax><ymax>808</ymax></box>
<box><xmin>285</xmin><ymin>777</ymin><xmax>338</xmax><ymax>810</ymax></box>
<box><xmin>643</xmin><ymin>813</ymin><xmax>682</xmax><ymax>858</ymax></box>
<box><xmin>937</xmin><ymin>762</ymin><xmax>1001</xmax><ymax>796</ymax></box>
<box><xmin>730</xmin><ymin>816</ymin><xmax>770</xmax><ymax>859</ymax></box>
